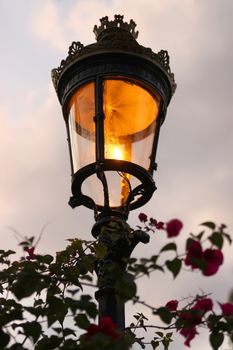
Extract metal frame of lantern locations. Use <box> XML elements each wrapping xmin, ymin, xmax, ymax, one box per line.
<box><xmin>52</xmin><ymin>15</ymin><xmax>176</xmax><ymax>221</ymax></box>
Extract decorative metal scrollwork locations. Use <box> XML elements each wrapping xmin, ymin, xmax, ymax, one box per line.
<box><xmin>157</xmin><ymin>50</ymin><xmax>170</xmax><ymax>72</ymax></box>
<box><xmin>68</xmin><ymin>41</ymin><xmax>84</xmax><ymax>57</ymax></box>
<box><xmin>93</xmin><ymin>14</ymin><xmax>138</xmax><ymax>40</ymax></box>
<box><xmin>51</xmin><ymin>15</ymin><xmax>176</xmax><ymax>94</ymax></box>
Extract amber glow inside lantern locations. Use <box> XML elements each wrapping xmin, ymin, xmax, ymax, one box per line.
<box><xmin>68</xmin><ymin>78</ymin><xmax>161</xmax><ymax>209</ymax></box>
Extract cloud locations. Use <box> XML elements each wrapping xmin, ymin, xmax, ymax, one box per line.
<box><xmin>31</xmin><ymin>1</ymin><xmax>68</xmax><ymax>51</ymax></box>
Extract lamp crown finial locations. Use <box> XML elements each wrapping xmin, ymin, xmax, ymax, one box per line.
<box><xmin>93</xmin><ymin>14</ymin><xmax>139</xmax><ymax>41</ymax></box>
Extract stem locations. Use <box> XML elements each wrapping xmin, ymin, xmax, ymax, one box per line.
<box><xmin>125</xmin><ymin>324</ymin><xmax>176</xmax><ymax>331</ymax></box>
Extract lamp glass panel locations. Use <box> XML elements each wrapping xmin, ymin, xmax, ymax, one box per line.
<box><xmin>98</xmin><ymin>79</ymin><xmax>161</xmax><ymax>207</ymax></box>
<box><xmin>68</xmin><ymin>81</ymin><xmax>95</xmax><ymax>172</ymax></box>
<box><xmin>103</xmin><ymin>79</ymin><xmax>161</xmax><ymax>169</ymax></box>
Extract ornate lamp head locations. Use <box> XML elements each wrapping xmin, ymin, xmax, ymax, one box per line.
<box><xmin>52</xmin><ymin>15</ymin><xmax>176</xmax><ymax>220</ymax></box>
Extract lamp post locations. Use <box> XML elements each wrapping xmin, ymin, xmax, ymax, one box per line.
<box><xmin>52</xmin><ymin>14</ymin><xmax>176</xmax><ymax>329</ymax></box>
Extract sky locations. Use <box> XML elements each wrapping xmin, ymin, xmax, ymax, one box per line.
<box><xmin>0</xmin><ymin>0</ymin><xmax>233</xmax><ymax>349</ymax></box>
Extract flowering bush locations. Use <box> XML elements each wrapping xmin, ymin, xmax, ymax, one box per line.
<box><xmin>0</xmin><ymin>217</ymin><xmax>232</xmax><ymax>349</ymax></box>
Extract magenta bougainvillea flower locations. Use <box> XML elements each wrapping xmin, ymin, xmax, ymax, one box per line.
<box><xmin>86</xmin><ymin>316</ymin><xmax>119</xmax><ymax>339</ymax></box>
<box><xmin>202</xmin><ymin>249</ymin><xmax>224</xmax><ymax>276</ymax></box>
<box><xmin>138</xmin><ymin>213</ymin><xmax>148</xmax><ymax>222</ymax></box>
<box><xmin>165</xmin><ymin>299</ymin><xmax>178</xmax><ymax>311</ymax></box>
<box><xmin>179</xmin><ymin>309</ymin><xmax>202</xmax><ymax>327</ymax></box>
<box><xmin>180</xmin><ymin>326</ymin><xmax>198</xmax><ymax>347</ymax></box>
<box><xmin>179</xmin><ymin>297</ymin><xmax>214</xmax><ymax>346</ymax></box>
<box><xmin>166</xmin><ymin>219</ymin><xmax>183</xmax><ymax>238</ymax></box>
<box><xmin>193</xmin><ymin>298</ymin><xmax>213</xmax><ymax>313</ymax></box>
<box><xmin>220</xmin><ymin>302</ymin><xmax>233</xmax><ymax>317</ymax></box>
<box><xmin>184</xmin><ymin>240</ymin><xmax>203</xmax><ymax>269</ymax></box>
<box><xmin>149</xmin><ymin>218</ymin><xmax>165</xmax><ymax>230</ymax></box>
<box><xmin>25</xmin><ymin>247</ymin><xmax>36</xmax><ymax>260</ymax></box>
<box><xmin>184</xmin><ymin>240</ymin><xmax>223</xmax><ymax>276</ymax></box>
<box><xmin>156</xmin><ymin>221</ymin><xmax>165</xmax><ymax>230</ymax></box>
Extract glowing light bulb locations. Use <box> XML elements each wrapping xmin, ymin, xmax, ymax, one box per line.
<box><xmin>105</xmin><ymin>132</ymin><xmax>125</xmax><ymax>160</ymax></box>
<box><xmin>105</xmin><ymin>143</ymin><xmax>125</xmax><ymax>160</ymax></box>
<box><xmin>111</xmin><ymin>145</ymin><xmax>124</xmax><ymax>160</ymax></box>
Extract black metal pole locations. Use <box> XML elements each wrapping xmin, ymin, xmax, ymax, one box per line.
<box><xmin>95</xmin><ymin>287</ymin><xmax>125</xmax><ymax>329</ymax></box>
<box><xmin>92</xmin><ymin>214</ymin><xmax>150</xmax><ymax>329</ymax></box>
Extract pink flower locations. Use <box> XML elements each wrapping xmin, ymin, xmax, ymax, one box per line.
<box><xmin>165</xmin><ymin>300</ymin><xmax>178</xmax><ymax>311</ymax></box>
<box><xmin>180</xmin><ymin>326</ymin><xmax>198</xmax><ymax>347</ymax></box>
<box><xmin>25</xmin><ymin>247</ymin><xmax>36</xmax><ymax>260</ymax></box>
<box><xmin>193</xmin><ymin>298</ymin><xmax>213</xmax><ymax>313</ymax></box>
<box><xmin>202</xmin><ymin>249</ymin><xmax>224</xmax><ymax>276</ymax></box>
<box><xmin>86</xmin><ymin>316</ymin><xmax>119</xmax><ymax>339</ymax></box>
<box><xmin>166</xmin><ymin>219</ymin><xmax>183</xmax><ymax>238</ymax></box>
<box><xmin>220</xmin><ymin>303</ymin><xmax>233</xmax><ymax>317</ymax></box>
<box><xmin>184</xmin><ymin>240</ymin><xmax>203</xmax><ymax>269</ymax></box>
<box><xmin>138</xmin><ymin>213</ymin><xmax>147</xmax><ymax>222</ymax></box>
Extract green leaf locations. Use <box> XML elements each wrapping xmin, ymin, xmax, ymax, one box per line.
<box><xmin>160</xmin><ymin>243</ymin><xmax>177</xmax><ymax>253</ymax></box>
<box><xmin>75</xmin><ymin>313</ymin><xmax>90</xmax><ymax>329</ymax></box>
<box><xmin>223</xmin><ymin>232</ymin><xmax>232</xmax><ymax>245</ymax></box>
<box><xmin>166</xmin><ymin>332</ymin><xmax>173</xmax><ymax>338</ymax></box>
<box><xmin>22</xmin><ymin>321</ymin><xmax>42</xmax><ymax>343</ymax></box>
<box><xmin>162</xmin><ymin>337</ymin><xmax>172</xmax><ymax>350</ymax></box>
<box><xmin>115</xmin><ymin>271</ymin><xmax>137</xmax><ymax>302</ymax></box>
<box><xmin>11</xmin><ymin>269</ymin><xmax>47</xmax><ymax>300</ymax></box>
<box><xmin>77</xmin><ymin>295</ymin><xmax>98</xmax><ymax>318</ymax></box>
<box><xmin>209</xmin><ymin>332</ymin><xmax>224</xmax><ymax>350</ymax></box>
<box><xmin>166</xmin><ymin>258</ymin><xmax>182</xmax><ymax>279</ymax></box>
<box><xmin>37</xmin><ymin>254</ymin><xmax>54</xmax><ymax>265</ymax></box>
<box><xmin>208</xmin><ymin>314</ymin><xmax>222</xmax><ymax>327</ymax></box>
<box><xmin>156</xmin><ymin>307</ymin><xmax>173</xmax><ymax>324</ymax></box>
<box><xmin>155</xmin><ymin>332</ymin><xmax>163</xmax><ymax>337</ymax></box>
<box><xmin>82</xmin><ymin>255</ymin><xmax>95</xmax><ymax>273</ymax></box>
<box><xmin>208</xmin><ymin>232</ymin><xmax>224</xmax><ymax>249</ymax></box>
<box><xmin>0</xmin><ymin>329</ymin><xmax>10</xmax><ymax>347</ymax></box>
<box><xmin>196</xmin><ymin>231</ymin><xmax>205</xmax><ymax>240</ymax></box>
<box><xmin>94</xmin><ymin>242</ymin><xmax>107</xmax><ymax>259</ymax></box>
<box><xmin>200</xmin><ymin>221</ymin><xmax>216</xmax><ymax>230</ymax></box>
<box><xmin>35</xmin><ymin>335</ymin><xmax>62</xmax><ymax>350</ymax></box>
<box><xmin>63</xmin><ymin>328</ymin><xmax>76</xmax><ymax>337</ymax></box>
<box><xmin>46</xmin><ymin>296</ymin><xmax>68</xmax><ymax>327</ymax></box>
<box><xmin>71</xmin><ymin>239</ymin><xmax>84</xmax><ymax>256</ymax></box>
<box><xmin>151</xmin><ymin>340</ymin><xmax>159</xmax><ymax>349</ymax></box>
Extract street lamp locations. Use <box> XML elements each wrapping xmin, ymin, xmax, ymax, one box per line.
<box><xmin>52</xmin><ymin>14</ymin><xmax>176</xmax><ymax>329</ymax></box>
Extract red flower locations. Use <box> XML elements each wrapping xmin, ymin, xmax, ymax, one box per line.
<box><xmin>193</xmin><ymin>298</ymin><xmax>213</xmax><ymax>313</ymax></box>
<box><xmin>202</xmin><ymin>249</ymin><xmax>224</xmax><ymax>276</ymax></box>
<box><xmin>220</xmin><ymin>302</ymin><xmax>233</xmax><ymax>317</ymax></box>
<box><xmin>138</xmin><ymin>213</ymin><xmax>147</xmax><ymax>222</ymax></box>
<box><xmin>180</xmin><ymin>326</ymin><xmax>198</xmax><ymax>347</ymax></box>
<box><xmin>86</xmin><ymin>316</ymin><xmax>119</xmax><ymax>339</ymax></box>
<box><xmin>149</xmin><ymin>218</ymin><xmax>164</xmax><ymax>230</ymax></box>
<box><xmin>156</xmin><ymin>221</ymin><xmax>165</xmax><ymax>230</ymax></box>
<box><xmin>166</xmin><ymin>219</ymin><xmax>183</xmax><ymax>238</ymax></box>
<box><xmin>179</xmin><ymin>310</ymin><xmax>202</xmax><ymax>326</ymax></box>
<box><xmin>25</xmin><ymin>247</ymin><xmax>36</xmax><ymax>260</ymax></box>
<box><xmin>86</xmin><ymin>324</ymin><xmax>100</xmax><ymax>338</ymax></box>
<box><xmin>165</xmin><ymin>300</ymin><xmax>178</xmax><ymax>311</ymax></box>
<box><xmin>184</xmin><ymin>240</ymin><xmax>203</xmax><ymax>269</ymax></box>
